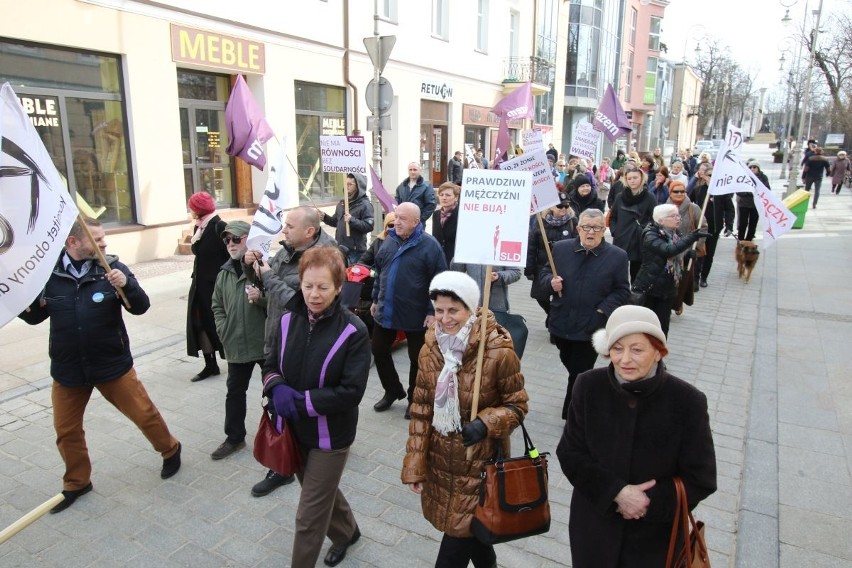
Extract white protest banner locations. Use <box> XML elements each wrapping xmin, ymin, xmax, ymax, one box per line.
<box><xmin>0</xmin><ymin>83</ymin><xmax>80</xmax><ymax>328</ymax></box>
<box><xmin>246</xmin><ymin>138</ymin><xmax>294</xmax><ymax>259</ymax></box>
<box><xmin>319</xmin><ymin>135</ymin><xmax>367</xmax><ymax>174</ymax></box>
<box><xmin>454</xmin><ymin>169</ymin><xmax>532</xmax><ymax>268</ymax></box>
<box><xmin>464</xmin><ymin>143</ymin><xmax>479</xmax><ymax>169</ymax></box>
<box><xmin>499</xmin><ymin>150</ymin><xmax>560</xmax><ymax>214</ymax></box>
<box><xmin>521</xmin><ymin>129</ymin><xmax>545</xmax><ymax>155</ymax></box>
<box><xmin>569</xmin><ymin>119</ymin><xmax>598</xmax><ymax>162</ymax></box>
<box><xmin>710</xmin><ymin>123</ymin><xmax>794</xmax><ymax>247</ymax></box>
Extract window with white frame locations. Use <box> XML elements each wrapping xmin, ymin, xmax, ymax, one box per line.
<box><xmin>509</xmin><ymin>9</ymin><xmax>520</xmax><ymax>57</ymax></box>
<box><xmin>477</xmin><ymin>0</ymin><xmax>489</xmax><ymax>52</ymax></box>
<box><xmin>433</xmin><ymin>0</ymin><xmax>449</xmax><ymax>39</ymax></box>
<box><xmin>648</xmin><ymin>16</ymin><xmax>661</xmax><ymax>51</ymax></box>
<box><xmin>380</xmin><ymin>0</ymin><xmax>397</xmax><ymax>21</ymax></box>
<box><xmin>630</xmin><ymin>8</ymin><xmax>637</xmax><ymax>46</ymax></box>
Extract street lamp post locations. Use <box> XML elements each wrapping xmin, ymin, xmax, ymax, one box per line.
<box><xmin>786</xmin><ymin>0</ymin><xmax>824</xmax><ymax>197</ymax></box>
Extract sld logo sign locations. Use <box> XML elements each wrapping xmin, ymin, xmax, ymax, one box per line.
<box><xmin>499</xmin><ymin>241</ymin><xmax>522</xmax><ymax>262</ymax></box>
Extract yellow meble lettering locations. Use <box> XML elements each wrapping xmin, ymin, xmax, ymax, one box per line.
<box><xmin>221</xmin><ymin>39</ymin><xmax>235</xmax><ymax>66</ymax></box>
<box><xmin>248</xmin><ymin>45</ymin><xmax>259</xmax><ymax>70</ymax></box>
<box><xmin>180</xmin><ymin>30</ymin><xmax>204</xmax><ymax>60</ymax></box>
<box><xmin>207</xmin><ymin>35</ymin><xmax>220</xmax><ymax>63</ymax></box>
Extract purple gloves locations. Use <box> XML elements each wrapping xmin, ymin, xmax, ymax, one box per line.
<box><xmin>271</xmin><ymin>384</ymin><xmax>305</xmax><ymax>421</ymax></box>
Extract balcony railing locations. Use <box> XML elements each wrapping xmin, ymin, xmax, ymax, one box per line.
<box><xmin>503</xmin><ymin>56</ymin><xmax>554</xmax><ymax>86</ymax></box>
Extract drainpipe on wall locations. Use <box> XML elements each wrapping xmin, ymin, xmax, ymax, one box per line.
<box><xmin>343</xmin><ymin>0</ymin><xmax>360</xmax><ymax>134</ymax></box>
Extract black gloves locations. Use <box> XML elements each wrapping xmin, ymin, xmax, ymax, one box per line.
<box><xmin>585</xmin><ymin>310</ymin><xmax>608</xmax><ymax>334</ymax></box>
<box><xmin>684</xmin><ymin>249</ymin><xmax>697</xmax><ymax>262</ymax></box>
<box><xmin>691</xmin><ymin>229</ymin><xmax>712</xmax><ymax>240</ymax></box>
<box><xmin>461</xmin><ymin>418</ymin><xmax>487</xmax><ymax>447</ymax></box>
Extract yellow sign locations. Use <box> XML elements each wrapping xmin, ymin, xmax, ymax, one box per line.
<box><xmin>170</xmin><ymin>24</ymin><xmax>265</xmax><ymax>74</ymax></box>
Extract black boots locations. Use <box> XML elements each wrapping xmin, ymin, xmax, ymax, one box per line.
<box><xmin>191</xmin><ymin>353</ymin><xmax>220</xmax><ymax>382</ymax></box>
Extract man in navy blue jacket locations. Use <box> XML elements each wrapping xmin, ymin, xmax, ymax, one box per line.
<box><xmin>370</xmin><ymin>202</ymin><xmax>447</xmax><ymax>416</ymax></box>
<box><xmin>19</xmin><ymin>217</ymin><xmax>181</xmax><ymax>513</ymax></box>
<box><xmin>538</xmin><ymin>209</ymin><xmax>630</xmax><ymax>419</ymax></box>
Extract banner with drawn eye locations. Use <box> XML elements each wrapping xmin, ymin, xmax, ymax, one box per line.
<box><xmin>454</xmin><ymin>169</ymin><xmax>532</xmax><ymax>268</ymax></box>
<box><xmin>0</xmin><ymin>82</ymin><xmax>80</xmax><ymax>328</ymax></box>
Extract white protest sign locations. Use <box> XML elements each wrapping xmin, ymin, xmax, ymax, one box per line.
<box><xmin>499</xmin><ymin>150</ymin><xmax>560</xmax><ymax>214</ymax></box>
<box><xmin>464</xmin><ymin>143</ymin><xmax>479</xmax><ymax>169</ymax></box>
<box><xmin>521</xmin><ymin>129</ymin><xmax>545</xmax><ymax>154</ymax></box>
<box><xmin>319</xmin><ymin>135</ymin><xmax>366</xmax><ymax>174</ymax></box>
<box><xmin>709</xmin><ymin>122</ymin><xmax>794</xmax><ymax>247</ymax></box>
<box><xmin>246</xmin><ymin>138</ymin><xmax>294</xmax><ymax>260</ymax></box>
<box><xmin>0</xmin><ymin>83</ymin><xmax>80</xmax><ymax>328</ymax></box>
<box><xmin>454</xmin><ymin>169</ymin><xmax>532</xmax><ymax>267</ymax></box>
<box><xmin>569</xmin><ymin>119</ymin><xmax>598</xmax><ymax>162</ymax></box>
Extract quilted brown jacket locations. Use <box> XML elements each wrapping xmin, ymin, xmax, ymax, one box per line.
<box><xmin>401</xmin><ymin>308</ymin><xmax>529</xmax><ymax>537</ymax></box>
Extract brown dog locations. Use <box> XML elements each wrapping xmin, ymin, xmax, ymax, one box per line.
<box><xmin>736</xmin><ymin>241</ymin><xmax>760</xmax><ymax>283</ymax></box>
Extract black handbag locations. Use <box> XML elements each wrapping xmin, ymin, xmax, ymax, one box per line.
<box><xmin>470</xmin><ymin>421</ymin><xmax>551</xmax><ymax>544</ymax></box>
<box><xmin>493</xmin><ymin>310</ymin><xmax>528</xmax><ymax>358</ymax></box>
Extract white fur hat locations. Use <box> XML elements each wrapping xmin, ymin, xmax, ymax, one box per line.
<box><xmin>591</xmin><ymin>305</ymin><xmax>667</xmax><ymax>356</ymax></box>
<box><xmin>429</xmin><ymin>271</ymin><xmax>480</xmax><ymax>311</ymax></box>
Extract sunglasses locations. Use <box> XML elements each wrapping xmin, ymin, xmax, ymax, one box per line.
<box><xmin>671</xmin><ymin>190</ymin><xmax>686</xmax><ymax>194</ymax></box>
<box><xmin>555</xmin><ymin>204</ymin><xmax>569</xmax><ymax>209</ymax></box>
<box><xmin>222</xmin><ymin>236</ymin><xmax>245</xmax><ymax>245</ymax></box>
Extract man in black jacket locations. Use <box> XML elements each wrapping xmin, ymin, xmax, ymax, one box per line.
<box><xmin>691</xmin><ymin>166</ymin><xmax>735</xmax><ymax>288</ymax></box>
<box><xmin>539</xmin><ymin>209</ymin><xmax>630</xmax><ymax>418</ymax></box>
<box><xmin>446</xmin><ymin>151</ymin><xmax>464</xmax><ymax>184</ymax></box>
<box><xmin>19</xmin><ymin>217</ymin><xmax>181</xmax><ymax>513</ymax></box>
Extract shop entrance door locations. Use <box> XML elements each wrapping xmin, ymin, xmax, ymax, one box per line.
<box><xmin>179</xmin><ymin>102</ymin><xmax>233</xmax><ymax>206</ymax></box>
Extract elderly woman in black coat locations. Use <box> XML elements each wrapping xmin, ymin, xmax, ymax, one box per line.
<box><xmin>632</xmin><ymin>204</ymin><xmax>709</xmax><ymax>337</ymax></box>
<box><xmin>557</xmin><ymin>305</ymin><xmax>717</xmax><ymax>567</ymax></box>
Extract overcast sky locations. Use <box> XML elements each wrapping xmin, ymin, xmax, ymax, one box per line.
<box><xmin>661</xmin><ymin>0</ymin><xmax>841</xmax><ymax>90</ymax></box>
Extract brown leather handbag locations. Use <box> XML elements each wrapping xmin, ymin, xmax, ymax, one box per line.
<box><xmin>253</xmin><ymin>405</ymin><xmax>302</xmax><ymax>476</ymax></box>
<box><xmin>470</xmin><ymin>421</ymin><xmax>551</xmax><ymax>544</ymax></box>
<box><xmin>666</xmin><ymin>477</ymin><xmax>711</xmax><ymax>568</ymax></box>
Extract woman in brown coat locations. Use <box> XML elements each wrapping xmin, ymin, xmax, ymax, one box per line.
<box><xmin>402</xmin><ymin>271</ymin><xmax>528</xmax><ymax>568</ymax></box>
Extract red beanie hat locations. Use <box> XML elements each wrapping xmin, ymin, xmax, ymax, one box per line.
<box><xmin>188</xmin><ymin>192</ymin><xmax>216</xmax><ymax>216</ymax></box>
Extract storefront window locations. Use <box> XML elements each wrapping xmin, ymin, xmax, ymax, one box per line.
<box><xmin>295</xmin><ymin>81</ymin><xmax>346</xmax><ymax>203</ymax></box>
<box><xmin>0</xmin><ymin>38</ymin><xmax>135</xmax><ymax>224</ymax></box>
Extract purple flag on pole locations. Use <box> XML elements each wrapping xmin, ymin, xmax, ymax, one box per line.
<box><xmin>369</xmin><ymin>165</ymin><xmax>396</xmax><ymax>213</ymax></box>
<box><xmin>492</xmin><ymin>114</ymin><xmax>511</xmax><ymax>169</ymax></box>
<box><xmin>592</xmin><ymin>84</ymin><xmax>632</xmax><ymax>142</ymax></box>
<box><xmin>491</xmin><ymin>82</ymin><xmax>536</xmax><ymax>120</ymax></box>
<box><xmin>225</xmin><ymin>75</ymin><xmax>275</xmax><ymax>170</ymax></box>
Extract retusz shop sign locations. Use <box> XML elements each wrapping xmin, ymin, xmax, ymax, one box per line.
<box><xmin>170</xmin><ymin>24</ymin><xmax>265</xmax><ymax>74</ymax></box>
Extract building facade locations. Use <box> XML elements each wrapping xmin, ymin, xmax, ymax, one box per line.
<box><xmin>1</xmin><ymin>0</ymin><xmax>553</xmax><ymax>263</ymax></box>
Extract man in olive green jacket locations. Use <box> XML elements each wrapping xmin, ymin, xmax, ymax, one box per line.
<box><xmin>211</xmin><ymin>221</ymin><xmax>294</xmax><ymax>496</ymax></box>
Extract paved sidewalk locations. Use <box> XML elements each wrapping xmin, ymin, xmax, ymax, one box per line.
<box><xmin>0</xmin><ymin>142</ymin><xmax>850</xmax><ymax>567</ymax></box>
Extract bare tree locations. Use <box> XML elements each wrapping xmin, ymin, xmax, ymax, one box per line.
<box><xmin>692</xmin><ymin>39</ymin><xmax>756</xmax><ymax>138</ymax></box>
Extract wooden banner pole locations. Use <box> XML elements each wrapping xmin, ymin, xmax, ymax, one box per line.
<box><xmin>466</xmin><ymin>265</ymin><xmax>493</xmax><ymax>461</ymax></box>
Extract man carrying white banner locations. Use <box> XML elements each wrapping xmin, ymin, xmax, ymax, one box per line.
<box><xmin>709</xmin><ymin>123</ymin><xmax>795</xmax><ymax>248</ymax></box>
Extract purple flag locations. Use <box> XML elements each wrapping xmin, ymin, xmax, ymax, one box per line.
<box><xmin>369</xmin><ymin>165</ymin><xmax>396</xmax><ymax>213</ymax></box>
<box><xmin>592</xmin><ymin>84</ymin><xmax>632</xmax><ymax>142</ymax></box>
<box><xmin>492</xmin><ymin>114</ymin><xmax>511</xmax><ymax>169</ymax></box>
<box><xmin>225</xmin><ymin>75</ymin><xmax>275</xmax><ymax>170</ymax></box>
<box><xmin>491</xmin><ymin>82</ymin><xmax>535</xmax><ymax>120</ymax></box>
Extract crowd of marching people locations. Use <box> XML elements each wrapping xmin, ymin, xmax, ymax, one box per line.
<box><xmin>20</xmin><ymin>144</ymin><xmax>742</xmax><ymax>567</ymax></box>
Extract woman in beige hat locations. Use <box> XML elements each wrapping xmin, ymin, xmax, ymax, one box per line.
<box><xmin>556</xmin><ymin>305</ymin><xmax>717</xmax><ymax>567</ymax></box>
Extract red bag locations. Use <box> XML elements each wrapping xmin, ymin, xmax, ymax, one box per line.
<box><xmin>253</xmin><ymin>406</ymin><xmax>302</xmax><ymax>476</ymax></box>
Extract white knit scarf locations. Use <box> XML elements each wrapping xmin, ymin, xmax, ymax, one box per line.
<box><xmin>432</xmin><ymin>315</ymin><xmax>477</xmax><ymax>436</ymax></box>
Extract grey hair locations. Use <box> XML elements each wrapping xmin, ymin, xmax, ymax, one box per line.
<box><xmin>653</xmin><ymin>204</ymin><xmax>679</xmax><ymax>223</ymax></box>
<box><xmin>578</xmin><ymin>209</ymin><xmax>605</xmax><ymax>224</ymax></box>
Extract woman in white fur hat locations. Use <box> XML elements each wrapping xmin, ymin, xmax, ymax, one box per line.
<box><xmin>555</xmin><ymin>305</ymin><xmax>717</xmax><ymax>567</ymax></box>
<box><xmin>402</xmin><ymin>271</ymin><xmax>528</xmax><ymax>568</ymax></box>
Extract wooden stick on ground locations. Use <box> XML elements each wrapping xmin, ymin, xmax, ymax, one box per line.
<box><xmin>466</xmin><ymin>265</ymin><xmax>493</xmax><ymax>461</ymax></box>
<box><xmin>0</xmin><ymin>494</ymin><xmax>64</xmax><ymax>545</ymax></box>
<box><xmin>77</xmin><ymin>214</ymin><xmax>130</xmax><ymax>309</ymax></box>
